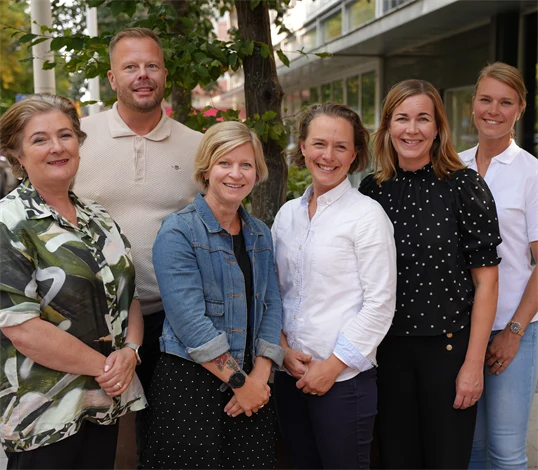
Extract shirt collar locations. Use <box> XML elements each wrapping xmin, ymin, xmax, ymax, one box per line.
<box><xmin>108</xmin><ymin>102</ymin><xmax>171</xmax><ymax>141</ymax></box>
<box><xmin>300</xmin><ymin>177</ymin><xmax>352</xmax><ymax>209</ymax></box>
<box><xmin>192</xmin><ymin>193</ymin><xmax>264</xmax><ymax>236</ymax></box>
<box><xmin>461</xmin><ymin>140</ymin><xmax>518</xmax><ymax>167</ymax></box>
<box><xmin>17</xmin><ymin>178</ymin><xmax>92</xmax><ymax>229</ymax></box>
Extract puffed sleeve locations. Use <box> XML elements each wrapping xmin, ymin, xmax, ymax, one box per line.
<box><xmin>450</xmin><ymin>168</ymin><xmax>502</xmax><ymax>269</ymax></box>
<box><xmin>358</xmin><ymin>173</ymin><xmax>378</xmax><ymax>198</ymax></box>
<box><xmin>0</xmin><ymin>220</ymin><xmax>41</xmax><ymax>328</ymax></box>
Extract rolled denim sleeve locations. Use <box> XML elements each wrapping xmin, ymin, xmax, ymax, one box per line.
<box><xmin>254</xmin><ymin>226</ymin><xmax>285</xmax><ymax>367</ymax></box>
<box><xmin>153</xmin><ymin>214</ymin><xmax>230</xmax><ymax>363</ymax></box>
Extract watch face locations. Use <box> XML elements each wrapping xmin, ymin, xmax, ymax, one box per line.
<box><xmin>510</xmin><ymin>322</ymin><xmax>522</xmax><ymax>333</ymax></box>
<box><xmin>228</xmin><ymin>371</ymin><xmax>246</xmax><ymax>389</ymax></box>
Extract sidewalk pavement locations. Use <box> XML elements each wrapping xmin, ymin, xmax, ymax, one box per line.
<box><xmin>1</xmin><ymin>391</ymin><xmax>537</xmax><ymax>469</ymax></box>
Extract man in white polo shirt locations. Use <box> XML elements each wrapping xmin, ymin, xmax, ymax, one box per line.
<box><xmin>74</xmin><ymin>27</ymin><xmax>202</xmax><ymax>398</ymax></box>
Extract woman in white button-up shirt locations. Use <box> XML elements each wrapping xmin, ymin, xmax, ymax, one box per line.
<box><xmin>460</xmin><ymin>62</ymin><xmax>538</xmax><ymax>470</ymax></box>
<box><xmin>272</xmin><ymin>103</ymin><xmax>397</xmax><ymax>469</ymax></box>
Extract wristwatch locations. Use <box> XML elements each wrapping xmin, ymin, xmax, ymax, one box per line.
<box><xmin>508</xmin><ymin>321</ymin><xmax>524</xmax><ymax>337</ymax></box>
<box><xmin>123</xmin><ymin>342</ymin><xmax>142</xmax><ymax>365</ymax></box>
<box><xmin>227</xmin><ymin>370</ymin><xmax>247</xmax><ymax>389</ymax></box>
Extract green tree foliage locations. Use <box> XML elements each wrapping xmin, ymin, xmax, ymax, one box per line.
<box><xmin>0</xmin><ymin>0</ymin><xmax>33</xmax><ymax>113</ymax></box>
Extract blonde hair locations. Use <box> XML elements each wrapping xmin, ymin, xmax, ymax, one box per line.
<box><xmin>289</xmin><ymin>103</ymin><xmax>370</xmax><ymax>174</ymax></box>
<box><xmin>0</xmin><ymin>93</ymin><xmax>86</xmax><ymax>179</ymax></box>
<box><xmin>194</xmin><ymin>121</ymin><xmax>268</xmax><ymax>190</ymax></box>
<box><xmin>373</xmin><ymin>79</ymin><xmax>464</xmax><ymax>183</ymax></box>
<box><xmin>109</xmin><ymin>28</ymin><xmax>163</xmax><ymax>63</ymax></box>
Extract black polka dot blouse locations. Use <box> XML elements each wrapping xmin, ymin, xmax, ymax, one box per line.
<box><xmin>360</xmin><ymin>164</ymin><xmax>501</xmax><ymax>337</ymax></box>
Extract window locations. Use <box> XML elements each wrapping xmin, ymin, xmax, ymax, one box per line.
<box><xmin>323</xmin><ymin>11</ymin><xmax>342</xmax><ymax>42</ymax></box>
<box><xmin>303</xmin><ymin>29</ymin><xmax>317</xmax><ymax>51</ymax></box>
<box><xmin>333</xmin><ymin>80</ymin><xmax>344</xmax><ymax>104</ymax></box>
<box><xmin>346</xmin><ymin>76</ymin><xmax>360</xmax><ymax>112</ymax></box>
<box><xmin>361</xmin><ymin>71</ymin><xmax>376</xmax><ymax>128</ymax></box>
<box><xmin>382</xmin><ymin>0</ymin><xmax>412</xmax><ymax>14</ymax></box>
<box><xmin>321</xmin><ymin>83</ymin><xmax>332</xmax><ymax>103</ymax></box>
<box><xmin>309</xmin><ymin>86</ymin><xmax>320</xmax><ymax>104</ymax></box>
<box><xmin>349</xmin><ymin>0</ymin><xmax>376</xmax><ymax>29</ymax></box>
<box><xmin>445</xmin><ymin>86</ymin><xmax>477</xmax><ymax>152</ymax></box>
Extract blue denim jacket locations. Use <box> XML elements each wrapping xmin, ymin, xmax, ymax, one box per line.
<box><xmin>153</xmin><ymin>193</ymin><xmax>284</xmax><ymax>368</ymax></box>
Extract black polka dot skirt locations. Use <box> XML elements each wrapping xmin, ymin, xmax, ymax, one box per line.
<box><xmin>140</xmin><ymin>353</ymin><xmax>276</xmax><ymax>469</ymax></box>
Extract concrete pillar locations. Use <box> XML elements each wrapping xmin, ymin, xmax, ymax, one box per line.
<box><xmin>86</xmin><ymin>6</ymin><xmax>101</xmax><ymax>116</ymax></box>
<box><xmin>30</xmin><ymin>0</ymin><xmax>56</xmax><ymax>94</ymax></box>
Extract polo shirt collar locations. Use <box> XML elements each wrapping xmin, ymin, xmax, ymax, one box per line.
<box><xmin>461</xmin><ymin>140</ymin><xmax>518</xmax><ymax>167</ymax></box>
<box><xmin>108</xmin><ymin>102</ymin><xmax>171</xmax><ymax>141</ymax></box>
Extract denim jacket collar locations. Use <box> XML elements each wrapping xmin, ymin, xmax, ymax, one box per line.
<box><xmin>192</xmin><ymin>193</ymin><xmax>264</xmax><ymax>236</ymax></box>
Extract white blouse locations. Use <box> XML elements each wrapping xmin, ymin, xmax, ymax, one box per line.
<box><xmin>272</xmin><ymin>178</ymin><xmax>397</xmax><ymax>382</ymax></box>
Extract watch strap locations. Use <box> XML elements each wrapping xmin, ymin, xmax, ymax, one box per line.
<box><xmin>124</xmin><ymin>342</ymin><xmax>142</xmax><ymax>365</ymax></box>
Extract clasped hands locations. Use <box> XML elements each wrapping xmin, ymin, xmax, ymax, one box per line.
<box><xmin>224</xmin><ymin>368</ymin><xmax>271</xmax><ymax>418</ymax></box>
<box><xmin>284</xmin><ymin>346</ymin><xmax>343</xmax><ymax>397</ymax></box>
<box><xmin>95</xmin><ymin>347</ymin><xmax>138</xmax><ymax>397</ymax></box>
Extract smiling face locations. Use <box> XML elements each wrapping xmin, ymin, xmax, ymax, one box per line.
<box><xmin>203</xmin><ymin>142</ymin><xmax>257</xmax><ymax>210</ymax></box>
<box><xmin>472</xmin><ymin>76</ymin><xmax>523</xmax><ymax>144</ymax></box>
<box><xmin>18</xmin><ymin>111</ymin><xmax>80</xmax><ymax>191</ymax></box>
<box><xmin>388</xmin><ymin>94</ymin><xmax>438</xmax><ymax>171</ymax></box>
<box><xmin>107</xmin><ymin>37</ymin><xmax>168</xmax><ymax>114</ymax></box>
<box><xmin>301</xmin><ymin>115</ymin><xmax>357</xmax><ymax>196</ymax></box>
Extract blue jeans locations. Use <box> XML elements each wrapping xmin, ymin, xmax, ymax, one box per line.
<box><xmin>469</xmin><ymin>321</ymin><xmax>538</xmax><ymax>470</ymax></box>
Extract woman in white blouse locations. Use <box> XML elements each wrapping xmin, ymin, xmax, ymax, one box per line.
<box><xmin>272</xmin><ymin>103</ymin><xmax>397</xmax><ymax>469</ymax></box>
<box><xmin>460</xmin><ymin>62</ymin><xmax>538</xmax><ymax>470</ymax></box>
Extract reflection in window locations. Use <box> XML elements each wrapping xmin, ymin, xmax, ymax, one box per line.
<box><xmin>361</xmin><ymin>71</ymin><xmax>376</xmax><ymax>128</ymax></box>
<box><xmin>445</xmin><ymin>86</ymin><xmax>477</xmax><ymax>152</ymax></box>
<box><xmin>333</xmin><ymin>80</ymin><xmax>344</xmax><ymax>104</ymax></box>
<box><xmin>303</xmin><ymin>29</ymin><xmax>317</xmax><ymax>51</ymax></box>
<box><xmin>350</xmin><ymin>0</ymin><xmax>376</xmax><ymax>29</ymax></box>
<box><xmin>321</xmin><ymin>83</ymin><xmax>332</xmax><ymax>103</ymax></box>
<box><xmin>382</xmin><ymin>0</ymin><xmax>411</xmax><ymax>14</ymax></box>
<box><xmin>324</xmin><ymin>11</ymin><xmax>342</xmax><ymax>42</ymax></box>
<box><xmin>346</xmin><ymin>76</ymin><xmax>360</xmax><ymax>112</ymax></box>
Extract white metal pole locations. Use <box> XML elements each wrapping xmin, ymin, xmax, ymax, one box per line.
<box><xmin>86</xmin><ymin>6</ymin><xmax>100</xmax><ymax>116</ymax></box>
<box><xmin>30</xmin><ymin>0</ymin><xmax>56</xmax><ymax>94</ymax></box>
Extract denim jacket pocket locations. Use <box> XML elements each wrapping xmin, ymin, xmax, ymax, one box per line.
<box><xmin>205</xmin><ymin>299</ymin><xmax>225</xmax><ymax>316</ymax></box>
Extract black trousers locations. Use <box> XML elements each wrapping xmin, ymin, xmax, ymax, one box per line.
<box><xmin>376</xmin><ymin>327</ymin><xmax>477</xmax><ymax>469</ymax></box>
<box><xmin>274</xmin><ymin>368</ymin><xmax>377</xmax><ymax>469</ymax></box>
<box><xmin>6</xmin><ymin>420</ymin><xmax>118</xmax><ymax>469</ymax></box>
<box><xmin>135</xmin><ymin>310</ymin><xmax>165</xmax><ymax>461</ymax></box>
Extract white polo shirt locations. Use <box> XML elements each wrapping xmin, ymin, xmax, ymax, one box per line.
<box><xmin>460</xmin><ymin>141</ymin><xmax>538</xmax><ymax>330</ymax></box>
<box><xmin>272</xmin><ymin>178</ymin><xmax>397</xmax><ymax>382</ymax></box>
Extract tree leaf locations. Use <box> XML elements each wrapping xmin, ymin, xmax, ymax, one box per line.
<box><xmin>276</xmin><ymin>49</ymin><xmax>289</xmax><ymax>67</ymax></box>
<box><xmin>260</xmin><ymin>42</ymin><xmax>270</xmax><ymax>58</ymax></box>
<box><xmin>18</xmin><ymin>33</ymin><xmax>38</xmax><ymax>44</ymax></box>
<box><xmin>315</xmin><ymin>52</ymin><xmax>333</xmax><ymax>59</ymax></box>
<box><xmin>262</xmin><ymin>110</ymin><xmax>277</xmax><ymax>121</ymax></box>
<box><xmin>42</xmin><ymin>60</ymin><xmax>57</xmax><ymax>70</ymax></box>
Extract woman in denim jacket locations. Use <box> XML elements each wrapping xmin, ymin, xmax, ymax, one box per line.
<box><xmin>141</xmin><ymin>121</ymin><xmax>284</xmax><ymax>469</ymax></box>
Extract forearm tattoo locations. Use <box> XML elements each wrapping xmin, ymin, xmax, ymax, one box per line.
<box><xmin>213</xmin><ymin>352</ymin><xmax>240</xmax><ymax>372</ymax></box>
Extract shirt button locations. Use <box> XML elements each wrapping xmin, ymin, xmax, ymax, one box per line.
<box><xmin>446</xmin><ymin>333</ymin><xmax>453</xmax><ymax>338</ymax></box>
<box><xmin>137</xmin><ymin>170</ymin><xmax>142</xmax><ymax>175</ymax></box>
<box><xmin>446</xmin><ymin>344</ymin><xmax>453</xmax><ymax>351</ymax></box>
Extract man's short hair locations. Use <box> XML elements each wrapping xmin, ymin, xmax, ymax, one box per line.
<box><xmin>109</xmin><ymin>28</ymin><xmax>163</xmax><ymax>62</ymax></box>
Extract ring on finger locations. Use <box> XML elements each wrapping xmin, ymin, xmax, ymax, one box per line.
<box><xmin>260</xmin><ymin>404</ymin><xmax>265</xmax><ymax>408</ymax></box>
<box><xmin>495</xmin><ymin>360</ymin><xmax>503</xmax><ymax>366</ymax></box>
<box><xmin>115</xmin><ymin>382</ymin><xmax>123</xmax><ymax>389</ymax></box>
<box><xmin>471</xmin><ymin>398</ymin><xmax>478</xmax><ymax>402</ymax></box>
<box><xmin>310</xmin><ymin>392</ymin><xmax>317</xmax><ymax>395</ymax></box>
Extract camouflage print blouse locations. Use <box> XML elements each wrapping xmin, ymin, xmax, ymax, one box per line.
<box><xmin>0</xmin><ymin>179</ymin><xmax>147</xmax><ymax>452</ymax></box>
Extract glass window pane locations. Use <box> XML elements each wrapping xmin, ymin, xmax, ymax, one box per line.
<box><xmin>301</xmin><ymin>89</ymin><xmax>310</xmax><ymax>107</ymax></box>
<box><xmin>324</xmin><ymin>12</ymin><xmax>342</xmax><ymax>42</ymax></box>
<box><xmin>333</xmin><ymin>80</ymin><xmax>344</xmax><ymax>104</ymax></box>
<box><xmin>361</xmin><ymin>71</ymin><xmax>376</xmax><ymax>128</ymax></box>
<box><xmin>346</xmin><ymin>76</ymin><xmax>360</xmax><ymax>112</ymax></box>
<box><xmin>321</xmin><ymin>83</ymin><xmax>332</xmax><ymax>103</ymax></box>
<box><xmin>350</xmin><ymin>0</ymin><xmax>376</xmax><ymax>29</ymax></box>
<box><xmin>309</xmin><ymin>87</ymin><xmax>319</xmax><ymax>104</ymax></box>
<box><xmin>303</xmin><ymin>29</ymin><xmax>317</xmax><ymax>51</ymax></box>
<box><xmin>445</xmin><ymin>86</ymin><xmax>477</xmax><ymax>152</ymax></box>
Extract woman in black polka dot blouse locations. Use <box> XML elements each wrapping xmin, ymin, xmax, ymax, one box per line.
<box><xmin>360</xmin><ymin>79</ymin><xmax>501</xmax><ymax>469</ymax></box>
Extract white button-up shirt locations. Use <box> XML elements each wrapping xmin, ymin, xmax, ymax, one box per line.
<box><xmin>460</xmin><ymin>141</ymin><xmax>538</xmax><ymax>330</ymax></box>
<box><xmin>272</xmin><ymin>178</ymin><xmax>397</xmax><ymax>382</ymax></box>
